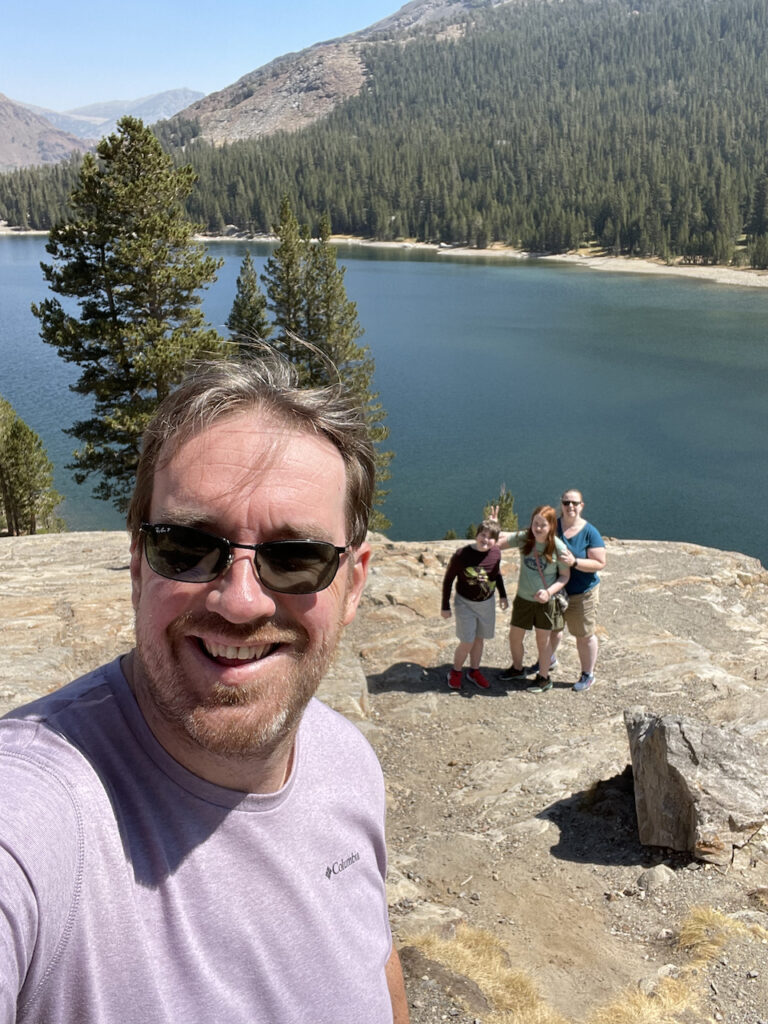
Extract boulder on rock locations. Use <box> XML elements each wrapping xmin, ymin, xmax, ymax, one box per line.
<box><xmin>624</xmin><ymin>708</ymin><xmax>768</xmax><ymax>865</ymax></box>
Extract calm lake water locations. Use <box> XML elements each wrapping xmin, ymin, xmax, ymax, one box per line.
<box><xmin>1</xmin><ymin>234</ymin><xmax>767</xmax><ymax>565</ymax></box>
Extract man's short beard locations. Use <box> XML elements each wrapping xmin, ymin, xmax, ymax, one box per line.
<box><xmin>134</xmin><ymin>614</ymin><xmax>341</xmax><ymax>759</ymax></box>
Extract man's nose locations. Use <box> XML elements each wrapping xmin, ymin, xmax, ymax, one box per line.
<box><xmin>204</xmin><ymin>552</ymin><xmax>278</xmax><ymax>623</ymax></box>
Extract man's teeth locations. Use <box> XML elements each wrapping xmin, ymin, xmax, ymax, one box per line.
<box><xmin>203</xmin><ymin>641</ymin><xmax>273</xmax><ymax>661</ymax></box>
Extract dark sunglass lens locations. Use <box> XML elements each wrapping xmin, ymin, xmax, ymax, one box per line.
<box><xmin>145</xmin><ymin>525</ymin><xmax>228</xmax><ymax>582</ymax></box>
<box><xmin>256</xmin><ymin>541</ymin><xmax>339</xmax><ymax>595</ymax></box>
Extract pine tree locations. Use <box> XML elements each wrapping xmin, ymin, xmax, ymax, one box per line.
<box><xmin>0</xmin><ymin>397</ymin><xmax>63</xmax><ymax>535</ymax></box>
<box><xmin>31</xmin><ymin>116</ymin><xmax>225</xmax><ymax>512</ymax></box>
<box><xmin>262</xmin><ymin>196</ymin><xmax>306</xmax><ymax>349</ymax></box>
<box><xmin>260</xmin><ymin>200</ymin><xmax>392</xmax><ymax>529</ymax></box>
<box><xmin>302</xmin><ymin>214</ymin><xmax>392</xmax><ymax>529</ymax></box>
<box><xmin>227</xmin><ymin>251</ymin><xmax>271</xmax><ymax>353</ymax></box>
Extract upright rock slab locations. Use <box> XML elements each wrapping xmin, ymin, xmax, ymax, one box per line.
<box><xmin>625</xmin><ymin>708</ymin><xmax>768</xmax><ymax>864</ymax></box>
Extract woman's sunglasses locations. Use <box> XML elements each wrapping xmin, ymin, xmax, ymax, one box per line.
<box><xmin>140</xmin><ymin>523</ymin><xmax>348</xmax><ymax>595</ymax></box>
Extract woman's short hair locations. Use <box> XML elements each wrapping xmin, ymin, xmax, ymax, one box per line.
<box><xmin>126</xmin><ymin>357</ymin><xmax>376</xmax><ymax>548</ymax></box>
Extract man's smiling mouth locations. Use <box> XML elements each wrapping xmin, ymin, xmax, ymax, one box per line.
<box><xmin>199</xmin><ymin>640</ymin><xmax>281</xmax><ymax>662</ymax></box>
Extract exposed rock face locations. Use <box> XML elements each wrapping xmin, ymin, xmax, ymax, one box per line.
<box><xmin>625</xmin><ymin>709</ymin><xmax>768</xmax><ymax>864</ymax></box>
<box><xmin>2</xmin><ymin>531</ymin><xmax>768</xmax><ymax>1021</ymax></box>
<box><xmin>184</xmin><ymin>44</ymin><xmax>368</xmax><ymax>145</ymax></box>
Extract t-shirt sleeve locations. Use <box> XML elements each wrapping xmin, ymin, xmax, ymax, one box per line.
<box><xmin>586</xmin><ymin>523</ymin><xmax>605</xmax><ymax>550</ymax></box>
<box><xmin>0</xmin><ymin>738</ymin><xmax>83</xmax><ymax>1017</ymax></box>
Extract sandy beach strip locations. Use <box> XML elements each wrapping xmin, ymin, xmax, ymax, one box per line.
<box><xmin>328</xmin><ymin>237</ymin><xmax>768</xmax><ymax>289</ymax></box>
<box><xmin>7</xmin><ymin>221</ymin><xmax>767</xmax><ymax>289</ymax></box>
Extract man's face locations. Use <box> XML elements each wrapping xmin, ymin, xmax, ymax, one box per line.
<box><xmin>129</xmin><ymin>411</ymin><xmax>369</xmax><ymax>769</ymax></box>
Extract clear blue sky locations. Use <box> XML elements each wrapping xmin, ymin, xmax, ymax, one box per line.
<box><xmin>6</xmin><ymin>0</ymin><xmax>401</xmax><ymax>111</ymax></box>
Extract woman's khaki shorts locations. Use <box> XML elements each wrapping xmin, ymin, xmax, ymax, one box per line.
<box><xmin>510</xmin><ymin>595</ymin><xmax>563</xmax><ymax>631</ymax></box>
<box><xmin>562</xmin><ymin>584</ymin><xmax>600</xmax><ymax>637</ymax></box>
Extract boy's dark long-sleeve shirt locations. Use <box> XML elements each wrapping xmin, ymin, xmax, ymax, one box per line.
<box><xmin>441</xmin><ymin>545</ymin><xmax>506</xmax><ymax>610</ymax></box>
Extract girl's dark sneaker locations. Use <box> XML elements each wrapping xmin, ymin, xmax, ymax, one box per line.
<box><xmin>448</xmin><ymin>669</ymin><xmax>463</xmax><ymax>690</ymax></box>
<box><xmin>499</xmin><ymin>665</ymin><xmax>528</xmax><ymax>681</ymax></box>
<box><xmin>527</xmin><ymin>674</ymin><xmax>553</xmax><ymax>694</ymax></box>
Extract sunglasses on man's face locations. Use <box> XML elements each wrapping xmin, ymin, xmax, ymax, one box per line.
<box><xmin>140</xmin><ymin>523</ymin><xmax>348</xmax><ymax>595</ymax></box>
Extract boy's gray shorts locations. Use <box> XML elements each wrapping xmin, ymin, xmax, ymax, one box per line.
<box><xmin>454</xmin><ymin>593</ymin><xmax>496</xmax><ymax>642</ymax></box>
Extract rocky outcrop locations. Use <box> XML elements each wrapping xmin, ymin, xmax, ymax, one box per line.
<box><xmin>625</xmin><ymin>709</ymin><xmax>768</xmax><ymax>864</ymax></box>
<box><xmin>2</xmin><ymin>531</ymin><xmax>768</xmax><ymax>1021</ymax></box>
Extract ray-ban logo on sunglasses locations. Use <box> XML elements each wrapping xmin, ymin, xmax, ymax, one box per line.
<box><xmin>140</xmin><ymin>522</ymin><xmax>348</xmax><ymax>595</ymax></box>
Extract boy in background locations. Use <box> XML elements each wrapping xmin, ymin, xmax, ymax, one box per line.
<box><xmin>441</xmin><ymin>520</ymin><xmax>508</xmax><ymax>690</ymax></box>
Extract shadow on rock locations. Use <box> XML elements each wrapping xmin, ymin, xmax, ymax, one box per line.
<box><xmin>540</xmin><ymin>766</ymin><xmax>651</xmax><ymax>867</ymax></box>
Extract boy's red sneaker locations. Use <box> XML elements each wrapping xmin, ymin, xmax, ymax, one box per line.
<box><xmin>467</xmin><ymin>668</ymin><xmax>490</xmax><ymax>690</ymax></box>
<box><xmin>447</xmin><ymin>669</ymin><xmax>463</xmax><ymax>690</ymax></box>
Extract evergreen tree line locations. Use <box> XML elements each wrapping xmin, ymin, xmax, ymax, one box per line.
<box><xmin>4</xmin><ymin>0</ymin><xmax>768</xmax><ymax>265</ymax></box>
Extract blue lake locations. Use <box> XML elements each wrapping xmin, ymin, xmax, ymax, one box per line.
<box><xmin>1</xmin><ymin>234</ymin><xmax>766</xmax><ymax>565</ymax></box>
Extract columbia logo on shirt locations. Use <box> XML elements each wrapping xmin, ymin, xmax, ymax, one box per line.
<box><xmin>325</xmin><ymin>851</ymin><xmax>360</xmax><ymax>878</ymax></box>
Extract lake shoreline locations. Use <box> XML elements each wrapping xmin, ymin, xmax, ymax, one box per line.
<box><xmin>201</xmin><ymin>231</ymin><xmax>768</xmax><ymax>290</ymax></box>
<box><xmin>5</xmin><ymin>222</ymin><xmax>767</xmax><ymax>289</ymax></box>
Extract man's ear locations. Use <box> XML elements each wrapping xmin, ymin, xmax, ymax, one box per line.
<box><xmin>129</xmin><ymin>536</ymin><xmax>143</xmax><ymax>611</ymax></box>
<box><xmin>342</xmin><ymin>542</ymin><xmax>371</xmax><ymax>626</ymax></box>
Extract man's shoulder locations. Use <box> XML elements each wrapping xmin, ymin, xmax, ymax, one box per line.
<box><xmin>0</xmin><ymin>659</ymin><xmax>127</xmax><ymax>793</ymax></box>
<box><xmin>3</xmin><ymin>659</ymin><xmax>123</xmax><ymax>726</ymax></box>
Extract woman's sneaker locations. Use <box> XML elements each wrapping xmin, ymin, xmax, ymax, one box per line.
<box><xmin>447</xmin><ymin>669</ymin><xmax>463</xmax><ymax>690</ymax></box>
<box><xmin>526</xmin><ymin>655</ymin><xmax>558</xmax><ymax>674</ymax></box>
<box><xmin>527</xmin><ymin>674</ymin><xmax>553</xmax><ymax>694</ymax></box>
<box><xmin>467</xmin><ymin>668</ymin><xmax>491</xmax><ymax>690</ymax></box>
<box><xmin>573</xmin><ymin>672</ymin><xmax>595</xmax><ymax>692</ymax></box>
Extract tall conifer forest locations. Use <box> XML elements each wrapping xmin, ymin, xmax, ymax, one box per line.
<box><xmin>4</xmin><ymin>0</ymin><xmax>768</xmax><ymax>263</ymax></box>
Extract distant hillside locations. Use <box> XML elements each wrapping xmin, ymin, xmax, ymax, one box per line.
<box><xmin>0</xmin><ymin>94</ymin><xmax>90</xmax><ymax>172</ymax></box>
<box><xmin>62</xmin><ymin>89</ymin><xmax>205</xmax><ymax>138</ymax></box>
<box><xmin>4</xmin><ymin>0</ymin><xmax>768</xmax><ymax>267</ymax></box>
<box><xmin>165</xmin><ymin>0</ymin><xmax>768</xmax><ymax>264</ymax></box>
<box><xmin>171</xmin><ymin>0</ymin><xmax>500</xmax><ymax>144</ymax></box>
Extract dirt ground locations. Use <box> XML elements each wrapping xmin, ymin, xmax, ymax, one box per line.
<box><xmin>347</xmin><ymin>542</ymin><xmax>768</xmax><ymax>1023</ymax></box>
<box><xmin>369</xmin><ymin>661</ymin><xmax>768</xmax><ymax>1023</ymax></box>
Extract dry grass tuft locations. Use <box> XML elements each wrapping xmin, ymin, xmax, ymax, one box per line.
<box><xmin>407</xmin><ymin>907</ymin><xmax>768</xmax><ymax>1024</ymax></box>
<box><xmin>677</xmin><ymin>905</ymin><xmax>736</xmax><ymax>966</ymax></box>
<box><xmin>678</xmin><ymin>904</ymin><xmax>768</xmax><ymax>965</ymax></box>
<box><xmin>409</xmin><ymin>923</ymin><xmax>569</xmax><ymax>1024</ymax></box>
<box><xmin>584</xmin><ymin>976</ymin><xmax>699</xmax><ymax>1024</ymax></box>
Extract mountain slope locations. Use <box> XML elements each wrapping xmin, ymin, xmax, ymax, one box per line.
<box><xmin>0</xmin><ymin>94</ymin><xmax>90</xmax><ymax>172</ymax></box>
<box><xmin>173</xmin><ymin>0</ymin><xmax>511</xmax><ymax>144</ymax></box>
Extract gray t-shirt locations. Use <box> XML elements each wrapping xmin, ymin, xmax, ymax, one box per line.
<box><xmin>0</xmin><ymin>659</ymin><xmax>393</xmax><ymax>1024</ymax></box>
